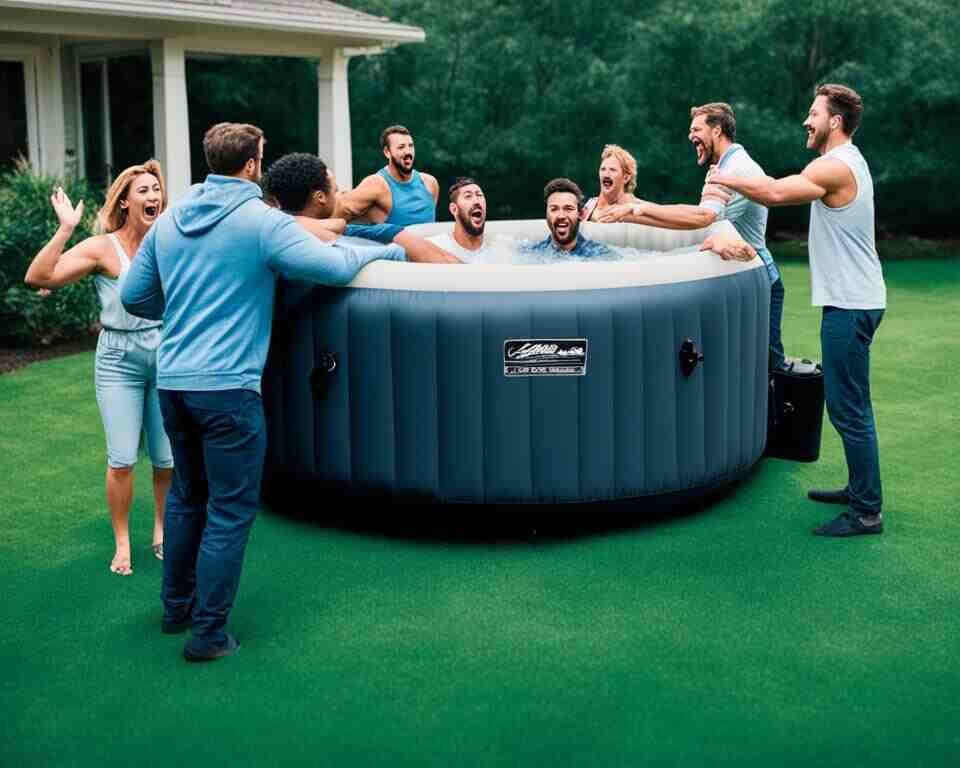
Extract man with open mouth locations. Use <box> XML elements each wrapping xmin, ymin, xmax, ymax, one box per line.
<box><xmin>596</xmin><ymin>102</ymin><xmax>786</xmax><ymax>372</ymax></box>
<box><xmin>333</xmin><ymin>124</ymin><xmax>440</xmax><ymax>250</ymax></box>
<box><xmin>709</xmin><ymin>84</ymin><xmax>886</xmax><ymax>538</ymax></box>
<box><xmin>522</xmin><ymin>178</ymin><xmax>618</xmax><ymax>259</ymax></box>
<box><xmin>425</xmin><ymin>177</ymin><xmax>492</xmax><ymax>263</ymax></box>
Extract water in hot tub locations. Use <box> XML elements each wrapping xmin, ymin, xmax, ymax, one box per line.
<box><xmin>472</xmin><ymin>234</ymin><xmax>684</xmax><ymax>265</ymax></box>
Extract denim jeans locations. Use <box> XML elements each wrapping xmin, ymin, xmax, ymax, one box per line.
<box><xmin>158</xmin><ymin>389</ymin><xmax>266</xmax><ymax>649</ymax></box>
<box><xmin>769</xmin><ymin>278</ymin><xmax>786</xmax><ymax>371</ymax></box>
<box><xmin>94</xmin><ymin>328</ymin><xmax>173</xmax><ymax>468</ymax></box>
<box><xmin>820</xmin><ymin>307</ymin><xmax>884</xmax><ymax>515</ymax></box>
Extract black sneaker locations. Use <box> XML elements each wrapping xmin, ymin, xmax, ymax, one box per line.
<box><xmin>813</xmin><ymin>511</ymin><xmax>883</xmax><ymax>537</ymax></box>
<box><xmin>807</xmin><ymin>488</ymin><xmax>850</xmax><ymax>505</ymax></box>
<box><xmin>183</xmin><ymin>634</ymin><xmax>241</xmax><ymax>662</ymax></box>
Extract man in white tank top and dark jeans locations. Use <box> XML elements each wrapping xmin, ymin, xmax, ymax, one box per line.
<box><xmin>709</xmin><ymin>84</ymin><xmax>886</xmax><ymax>537</ymax></box>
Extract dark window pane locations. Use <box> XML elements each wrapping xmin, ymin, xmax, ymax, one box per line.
<box><xmin>108</xmin><ymin>55</ymin><xmax>153</xmax><ymax>173</ymax></box>
<box><xmin>0</xmin><ymin>60</ymin><xmax>29</xmax><ymax>173</ymax></box>
<box><xmin>81</xmin><ymin>60</ymin><xmax>108</xmax><ymax>186</ymax></box>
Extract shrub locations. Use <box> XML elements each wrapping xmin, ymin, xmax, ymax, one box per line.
<box><xmin>0</xmin><ymin>160</ymin><xmax>103</xmax><ymax>345</ymax></box>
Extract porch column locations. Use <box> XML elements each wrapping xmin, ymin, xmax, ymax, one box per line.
<box><xmin>36</xmin><ymin>40</ymin><xmax>65</xmax><ymax>176</ymax></box>
<box><xmin>316</xmin><ymin>49</ymin><xmax>352</xmax><ymax>189</ymax></box>
<box><xmin>150</xmin><ymin>39</ymin><xmax>191</xmax><ymax>201</ymax></box>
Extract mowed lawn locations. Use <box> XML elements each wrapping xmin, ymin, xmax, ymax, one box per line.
<box><xmin>0</xmin><ymin>252</ymin><xmax>957</xmax><ymax>767</ymax></box>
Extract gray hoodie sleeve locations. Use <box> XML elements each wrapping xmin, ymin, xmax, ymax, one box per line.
<box><xmin>262</xmin><ymin>211</ymin><xmax>405</xmax><ymax>284</ymax></box>
<box><xmin>121</xmin><ymin>225</ymin><xmax>165</xmax><ymax>320</ymax></box>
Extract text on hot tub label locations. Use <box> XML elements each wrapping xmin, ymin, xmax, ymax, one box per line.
<box><xmin>504</xmin><ymin>339</ymin><xmax>588</xmax><ymax>377</ymax></box>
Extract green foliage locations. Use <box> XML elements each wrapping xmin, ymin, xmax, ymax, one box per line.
<box><xmin>0</xmin><ymin>161</ymin><xmax>102</xmax><ymax>345</ymax></box>
<box><xmin>337</xmin><ymin>0</ymin><xmax>960</xmax><ymax>233</ymax></box>
<box><xmin>185</xmin><ymin>57</ymin><xmax>320</xmax><ymax>182</ymax></box>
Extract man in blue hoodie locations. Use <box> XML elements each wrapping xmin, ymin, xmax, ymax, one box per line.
<box><xmin>122</xmin><ymin>123</ymin><xmax>405</xmax><ymax>661</ymax></box>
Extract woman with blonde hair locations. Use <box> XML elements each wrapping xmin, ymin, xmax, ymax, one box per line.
<box><xmin>25</xmin><ymin>160</ymin><xmax>173</xmax><ymax>576</ymax></box>
<box><xmin>581</xmin><ymin>144</ymin><xmax>641</xmax><ymax>222</ymax></box>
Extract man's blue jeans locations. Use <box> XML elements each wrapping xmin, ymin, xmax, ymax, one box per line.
<box><xmin>769</xmin><ymin>278</ymin><xmax>786</xmax><ymax>370</ymax></box>
<box><xmin>158</xmin><ymin>389</ymin><xmax>266</xmax><ymax>649</ymax></box>
<box><xmin>820</xmin><ymin>307</ymin><xmax>884</xmax><ymax>515</ymax></box>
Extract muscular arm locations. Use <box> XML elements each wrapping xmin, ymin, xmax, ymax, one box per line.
<box><xmin>622</xmin><ymin>203</ymin><xmax>718</xmax><ymax>230</ymax></box>
<box><xmin>709</xmin><ymin>158</ymin><xmax>847</xmax><ymax>207</ymax></box>
<box><xmin>24</xmin><ymin>229</ymin><xmax>102</xmax><ymax>289</ymax></box>
<box><xmin>333</xmin><ymin>175</ymin><xmax>388</xmax><ymax>222</ymax></box>
<box><xmin>24</xmin><ymin>190</ymin><xmax>101</xmax><ymax>289</ymax></box>
<box><xmin>594</xmin><ymin>186</ymin><xmax>730</xmax><ymax>229</ymax></box>
<box><xmin>421</xmin><ymin>172</ymin><xmax>440</xmax><ymax>205</ymax></box>
<box><xmin>293</xmin><ymin>216</ymin><xmax>344</xmax><ymax>242</ymax></box>
<box><xmin>264</xmin><ymin>211</ymin><xmax>406</xmax><ymax>285</ymax></box>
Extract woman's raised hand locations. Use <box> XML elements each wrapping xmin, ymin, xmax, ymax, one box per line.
<box><xmin>50</xmin><ymin>187</ymin><xmax>84</xmax><ymax>231</ymax></box>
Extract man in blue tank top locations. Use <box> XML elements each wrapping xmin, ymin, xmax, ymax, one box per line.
<box><xmin>710</xmin><ymin>84</ymin><xmax>886</xmax><ymax>538</ymax></box>
<box><xmin>334</xmin><ymin>124</ymin><xmax>439</xmax><ymax>244</ymax></box>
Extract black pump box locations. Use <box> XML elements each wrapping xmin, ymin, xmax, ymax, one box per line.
<box><xmin>765</xmin><ymin>359</ymin><xmax>825</xmax><ymax>462</ymax></box>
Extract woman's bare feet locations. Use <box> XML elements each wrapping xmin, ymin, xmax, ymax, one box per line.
<box><xmin>110</xmin><ymin>546</ymin><xmax>133</xmax><ymax>575</ymax></box>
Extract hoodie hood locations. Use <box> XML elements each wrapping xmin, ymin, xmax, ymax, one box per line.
<box><xmin>173</xmin><ymin>175</ymin><xmax>262</xmax><ymax>236</ymax></box>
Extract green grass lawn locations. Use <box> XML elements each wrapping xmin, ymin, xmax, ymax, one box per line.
<box><xmin>1</xmin><ymin>254</ymin><xmax>958</xmax><ymax>767</ymax></box>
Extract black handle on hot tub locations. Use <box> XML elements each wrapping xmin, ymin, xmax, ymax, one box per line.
<box><xmin>310</xmin><ymin>349</ymin><xmax>338</xmax><ymax>400</ymax></box>
<box><xmin>679</xmin><ymin>338</ymin><xmax>704</xmax><ymax>377</ymax></box>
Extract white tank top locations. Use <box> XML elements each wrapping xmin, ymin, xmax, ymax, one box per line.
<box><xmin>94</xmin><ymin>233</ymin><xmax>162</xmax><ymax>331</ymax></box>
<box><xmin>808</xmin><ymin>142</ymin><xmax>886</xmax><ymax>309</ymax></box>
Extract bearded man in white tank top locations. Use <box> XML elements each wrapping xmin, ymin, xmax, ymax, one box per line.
<box><xmin>709</xmin><ymin>84</ymin><xmax>886</xmax><ymax>537</ymax></box>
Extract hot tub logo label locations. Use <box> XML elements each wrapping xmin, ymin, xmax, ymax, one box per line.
<box><xmin>504</xmin><ymin>338</ymin><xmax>588</xmax><ymax>377</ymax></box>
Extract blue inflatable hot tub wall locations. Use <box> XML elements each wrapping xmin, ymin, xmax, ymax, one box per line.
<box><xmin>263</xmin><ymin>220</ymin><xmax>770</xmax><ymax>505</ymax></box>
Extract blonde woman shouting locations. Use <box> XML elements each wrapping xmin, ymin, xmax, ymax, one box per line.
<box><xmin>25</xmin><ymin>161</ymin><xmax>173</xmax><ymax>575</ymax></box>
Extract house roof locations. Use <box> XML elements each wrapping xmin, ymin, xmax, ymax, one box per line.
<box><xmin>0</xmin><ymin>0</ymin><xmax>425</xmax><ymax>44</ymax></box>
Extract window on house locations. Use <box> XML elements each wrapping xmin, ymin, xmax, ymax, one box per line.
<box><xmin>0</xmin><ymin>60</ymin><xmax>29</xmax><ymax>173</ymax></box>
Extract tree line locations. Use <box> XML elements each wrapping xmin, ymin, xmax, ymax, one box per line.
<box><xmin>185</xmin><ymin>0</ymin><xmax>958</xmax><ymax>235</ymax></box>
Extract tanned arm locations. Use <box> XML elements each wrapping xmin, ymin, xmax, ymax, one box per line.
<box><xmin>24</xmin><ymin>188</ymin><xmax>103</xmax><ymax>289</ymax></box>
<box><xmin>333</xmin><ymin>175</ymin><xmax>389</xmax><ymax>222</ymax></box>
<box><xmin>708</xmin><ymin>157</ymin><xmax>850</xmax><ymax>207</ymax></box>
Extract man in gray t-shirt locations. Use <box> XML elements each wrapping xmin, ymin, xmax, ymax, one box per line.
<box><xmin>426</xmin><ymin>177</ymin><xmax>492</xmax><ymax>263</ymax></box>
<box><xmin>597</xmin><ymin>103</ymin><xmax>785</xmax><ymax>371</ymax></box>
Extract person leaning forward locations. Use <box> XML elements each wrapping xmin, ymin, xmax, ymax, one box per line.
<box><xmin>709</xmin><ymin>84</ymin><xmax>886</xmax><ymax>538</ymax></box>
<box><xmin>121</xmin><ymin>122</ymin><xmax>406</xmax><ymax>661</ymax></box>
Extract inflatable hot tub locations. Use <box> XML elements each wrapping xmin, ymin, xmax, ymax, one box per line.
<box><xmin>263</xmin><ymin>219</ymin><xmax>769</xmax><ymax>506</ymax></box>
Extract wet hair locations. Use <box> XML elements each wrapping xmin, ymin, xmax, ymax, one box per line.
<box><xmin>380</xmin><ymin>124</ymin><xmax>412</xmax><ymax>150</ymax></box>
<box><xmin>98</xmin><ymin>159</ymin><xmax>166</xmax><ymax>234</ymax></box>
<box><xmin>262</xmin><ymin>153</ymin><xmax>331</xmax><ymax>213</ymax></box>
<box><xmin>815</xmin><ymin>83</ymin><xmax>864</xmax><ymax>135</ymax></box>
<box><xmin>203</xmin><ymin>122</ymin><xmax>264</xmax><ymax>175</ymax></box>
<box><xmin>599</xmin><ymin>144</ymin><xmax>638</xmax><ymax>194</ymax></box>
<box><xmin>690</xmin><ymin>102</ymin><xmax>737</xmax><ymax>141</ymax></box>
<box><xmin>543</xmin><ymin>178</ymin><xmax>584</xmax><ymax>208</ymax></box>
<box><xmin>448</xmin><ymin>176</ymin><xmax>481</xmax><ymax>203</ymax></box>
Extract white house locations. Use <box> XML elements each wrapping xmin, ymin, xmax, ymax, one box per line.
<box><xmin>0</xmin><ymin>0</ymin><xmax>425</xmax><ymax>199</ymax></box>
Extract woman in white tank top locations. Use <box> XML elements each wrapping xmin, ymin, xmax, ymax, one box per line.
<box><xmin>24</xmin><ymin>161</ymin><xmax>173</xmax><ymax>575</ymax></box>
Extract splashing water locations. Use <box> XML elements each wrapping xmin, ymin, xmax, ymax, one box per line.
<box><xmin>478</xmin><ymin>234</ymin><xmax>667</xmax><ymax>265</ymax></box>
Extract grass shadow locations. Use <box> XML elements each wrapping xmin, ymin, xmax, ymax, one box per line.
<box><xmin>260</xmin><ymin>462</ymin><xmax>762</xmax><ymax>547</ymax></box>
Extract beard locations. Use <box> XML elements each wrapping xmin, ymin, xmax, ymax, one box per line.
<box><xmin>456</xmin><ymin>206</ymin><xmax>485</xmax><ymax>237</ymax></box>
<box><xmin>549</xmin><ymin>216</ymin><xmax>579</xmax><ymax>247</ymax></box>
<box><xmin>806</xmin><ymin>124</ymin><xmax>829</xmax><ymax>153</ymax></box>
<box><xmin>390</xmin><ymin>152</ymin><xmax>415</xmax><ymax>177</ymax></box>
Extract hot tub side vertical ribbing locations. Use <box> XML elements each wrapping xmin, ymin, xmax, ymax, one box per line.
<box><xmin>263</xmin><ymin>220</ymin><xmax>769</xmax><ymax>508</ymax></box>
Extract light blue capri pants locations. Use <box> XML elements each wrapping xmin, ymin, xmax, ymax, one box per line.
<box><xmin>94</xmin><ymin>327</ymin><xmax>173</xmax><ymax>469</ymax></box>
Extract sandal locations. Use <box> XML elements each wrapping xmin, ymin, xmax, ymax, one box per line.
<box><xmin>152</xmin><ymin>542</ymin><xmax>164</xmax><ymax>561</ymax></box>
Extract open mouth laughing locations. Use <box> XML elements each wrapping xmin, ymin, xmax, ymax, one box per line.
<box><xmin>143</xmin><ymin>204</ymin><xmax>160</xmax><ymax>221</ymax></box>
<box><xmin>692</xmin><ymin>138</ymin><xmax>707</xmax><ymax>165</ymax></box>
